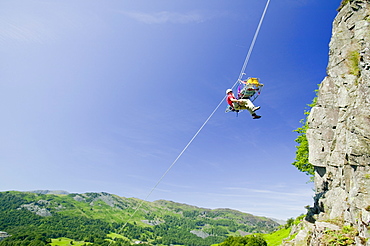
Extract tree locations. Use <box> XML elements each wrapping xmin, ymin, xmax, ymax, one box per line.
<box><xmin>246</xmin><ymin>235</ymin><xmax>267</xmax><ymax>246</ymax></box>
<box><xmin>219</xmin><ymin>235</ymin><xmax>267</xmax><ymax>246</ymax></box>
<box><xmin>285</xmin><ymin>218</ymin><xmax>294</xmax><ymax>229</ymax></box>
<box><xmin>292</xmin><ymin>96</ymin><xmax>317</xmax><ymax>178</ymax></box>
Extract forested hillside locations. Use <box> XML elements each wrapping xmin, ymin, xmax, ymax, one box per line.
<box><xmin>0</xmin><ymin>191</ymin><xmax>279</xmax><ymax>245</ymax></box>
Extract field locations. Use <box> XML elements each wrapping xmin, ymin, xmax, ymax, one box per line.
<box><xmin>50</xmin><ymin>237</ymin><xmax>91</xmax><ymax>245</ymax></box>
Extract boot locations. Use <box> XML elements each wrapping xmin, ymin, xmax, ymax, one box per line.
<box><xmin>252</xmin><ymin>114</ymin><xmax>261</xmax><ymax>119</ymax></box>
<box><xmin>252</xmin><ymin>106</ymin><xmax>261</xmax><ymax>112</ymax></box>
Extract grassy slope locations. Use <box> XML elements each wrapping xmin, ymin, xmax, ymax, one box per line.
<box><xmin>262</xmin><ymin>228</ymin><xmax>291</xmax><ymax>246</ymax></box>
<box><xmin>50</xmin><ymin>238</ymin><xmax>92</xmax><ymax>246</ymax></box>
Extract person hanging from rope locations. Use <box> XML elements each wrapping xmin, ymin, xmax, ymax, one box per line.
<box><xmin>226</xmin><ymin>89</ymin><xmax>261</xmax><ymax>119</ymax></box>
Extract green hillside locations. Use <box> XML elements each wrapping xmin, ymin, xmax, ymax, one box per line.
<box><xmin>0</xmin><ymin>191</ymin><xmax>279</xmax><ymax>245</ymax></box>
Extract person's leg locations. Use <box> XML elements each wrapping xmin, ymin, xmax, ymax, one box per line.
<box><xmin>238</xmin><ymin>99</ymin><xmax>261</xmax><ymax>119</ymax></box>
<box><xmin>233</xmin><ymin>100</ymin><xmax>261</xmax><ymax>119</ymax></box>
<box><xmin>232</xmin><ymin>102</ymin><xmax>241</xmax><ymax>111</ymax></box>
<box><xmin>238</xmin><ymin>99</ymin><xmax>259</xmax><ymax>113</ymax></box>
<box><xmin>243</xmin><ymin>99</ymin><xmax>260</xmax><ymax>111</ymax></box>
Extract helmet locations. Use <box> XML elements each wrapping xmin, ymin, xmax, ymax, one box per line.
<box><xmin>226</xmin><ymin>89</ymin><xmax>233</xmax><ymax>94</ymax></box>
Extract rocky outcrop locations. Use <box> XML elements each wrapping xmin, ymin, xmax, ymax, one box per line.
<box><xmin>0</xmin><ymin>231</ymin><xmax>11</xmax><ymax>241</ymax></box>
<box><xmin>19</xmin><ymin>200</ymin><xmax>52</xmax><ymax>217</ymax></box>
<box><xmin>284</xmin><ymin>0</ymin><xmax>370</xmax><ymax>245</ymax></box>
<box><xmin>190</xmin><ymin>230</ymin><xmax>211</xmax><ymax>239</ymax></box>
<box><xmin>71</xmin><ymin>192</ymin><xmax>118</xmax><ymax>207</ymax></box>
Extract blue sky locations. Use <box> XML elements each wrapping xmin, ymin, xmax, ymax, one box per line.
<box><xmin>0</xmin><ymin>0</ymin><xmax>341</xmax><ymax>220</ymax></box>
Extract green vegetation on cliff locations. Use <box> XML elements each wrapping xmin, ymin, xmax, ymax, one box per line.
<box><xmin>292</xmin><ymin>96</ymin><xmax>316</xmax><ymax>178</ymax></box>
<box><xmin>338</xmin><ymin>0</ymin><xmax>351</xmax><ymax>11</ymax></box>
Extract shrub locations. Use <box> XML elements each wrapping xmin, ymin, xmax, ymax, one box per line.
<box><xmin>292</xmin><ymin>96</ymin><xmax>317</xmax><ymax>178</ymax></box>
<box><xmin>338</xmin><ymin>0</ymin><xmax>351</xmax><ymax>11</ymax></box>
<box><xmin>321</xmin><ymin>225</ymin><xmax>358</xmax><ymax>245</ymax></box>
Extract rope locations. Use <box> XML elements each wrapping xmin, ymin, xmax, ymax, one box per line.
<box><xmin>110</xmin><ymin>0</ymin><xmax>270</xmax><ymax>244</ymax></box>
<box><xmin>110</xmin><ymin>99</ymin><xmax>225</xmax><ymax>245</ymax></box>
<box><xmin>237</xmin><ymin>0</ymin><xmax>271</xmax><ymax>84</ymax></box>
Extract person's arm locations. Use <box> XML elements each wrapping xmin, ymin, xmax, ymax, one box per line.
<box><xmin>229</xmin><ymin>97</ymin><xmax>241</xmax><ymax>103</ymax></box>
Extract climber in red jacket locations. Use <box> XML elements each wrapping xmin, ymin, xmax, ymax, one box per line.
<box><xmin>226</xmin><ymin>89</ymin><xmax>261</xmax><ymax>119</ymax></box>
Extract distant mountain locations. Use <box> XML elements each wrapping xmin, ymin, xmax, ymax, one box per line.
<box><xmin>0</xmin><ymin>190</ymin><xmax>280</xmax><ymax>245</ymax></box>
<box><xmin>269</xmin><ymin>218</ymin><xmax>286</xmax><ymax>225</ymax></box>
<box><xmin>28</xmin><ymin>190</ymin><xmax>70</xmax><ymax>195</ymax></box>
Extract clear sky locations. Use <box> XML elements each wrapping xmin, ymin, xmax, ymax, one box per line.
<box><xmin>0</xmin><ymin>0</ymin><xmax>341</xmax><ymax>220</ymax></box>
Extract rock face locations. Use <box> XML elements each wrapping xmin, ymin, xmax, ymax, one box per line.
<box><xmin>284</xmin><ymin>0</ymin><xmax>370</xmax><ymax>245</ymax></box>
<box><xmin>19</xmin><ymin>201</ymin><xmax>53</xmax><ymax>217</ymax></box>
<box><xmin>0</xmin><ymin>231</ymin><xmax>11</xmax><ymax>241</ymax></box>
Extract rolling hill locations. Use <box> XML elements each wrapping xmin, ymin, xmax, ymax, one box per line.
<box><xmin>0</xmin><ymin>190</ymin><xmax>279</xmax><ymax>245</ymax></box>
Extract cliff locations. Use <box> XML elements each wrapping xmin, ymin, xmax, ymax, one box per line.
<box><xmin>284</xmin><ymin>0</ymin><xmax>370</xmax><ymax>245</ymax></box>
